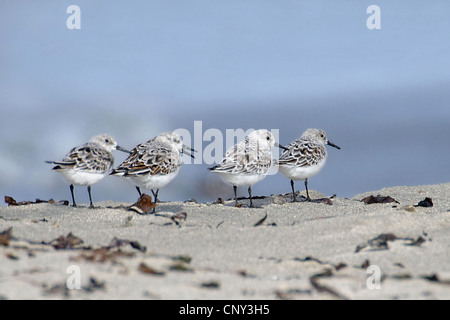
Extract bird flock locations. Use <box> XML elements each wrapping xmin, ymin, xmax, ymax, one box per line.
<box><xmin>47</xmin><ymin>129</ymin><xmax>340</xmax><ymax>211</ymax></box>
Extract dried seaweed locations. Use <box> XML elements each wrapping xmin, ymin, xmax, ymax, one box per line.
<box><xmin>156</xmin><ymin>255</ymin><xmax>192</xmax><ymax>274</ymax></box>
<box><xmin>42</xmin><ymin>282</ymin><xmax>70</xmax><ymax>297</ymax></box>
<box><xmin>309</xmin><ymin>269</ymin><xmax>348</xmax><ymax>300</ymax></box>
<box><xmin>236</xmin><ymin>270</ymin><xmax>256</xmax><ymax>278</ymax></box>
<box><xmin>0</xmin><ymin>227</ymin><xmax>13</xmax><ymax>247</ymax></box>
<box><xmin>69</xmin><ymin>237</ymin><xmax>147</xmax><ymax>263</ymax></box>
<box><xmin>391</xmin><ymin>273</ymin><xmax>413</xmax><ymax>280</ymax></box>
<box><xmin>4</xmin><ymin>196</ymin><xmax>68</xmax><ymax>206</ymax></box>
<box><xmin>253</xmin><ymin>213</ymin><xmax>277</xmax><ymax>227</ymax></box>
<box><xmin>294</xmin><ymin>256</ymin><xmax>326</xmax><ymax>265</ymax></box>
<box><xmin>361</xmin><ymin>195</ymin><xmax>398</xmax><ymax>204</ymax></box>
<box><xmin>355</xmin><ymin>233</ymin><xmax>396</xmax><ymax>253</ymax></box>
<box><xmin>83</xmin><ymin>277</ymin><xmax>106</xmax><ymax>293</ymax></box>
<box><xmin>170</xmin><ymin>212</ymin><xmax>187</xmax><ymax>226</ymax></box>
<box><xmin>275</xmin><ymin>288</ymin><xmax>312</xmax><ymax>299</ymax></box>
<box><xmin>405</xmin><ymin>236</ymin><xmax>426</xmax><ymax>247</ymax></box>
<box><xmin>74</xmin><ymin>247</ymin><xmax>135</xmax><ymax>263</ymax></box>
<box><xmin>311</xmin><ymin>198</ymin><xmax>333</xmax><ymax>205</ymax></box>
<box><xmin>71</xmin><ymin>237</ymin><xmax>146</xmax><ymax>263</ymax></box>
<box><xmin>294</xmin><ymin>256</ymin><xmax>347</xmax><ymax>271</ymax></box>
<box><xmin>355</xmin><ymin>233</ymin><xmax>428</xmax><ymax>253</ymax></box>
<box><xmin>150</xmin><ymin>211</ymin><xmax>188</xmax><ymax>227</ymax></box>
<box><xmin>360</xmin><ymin>259</ymin><xmax>371</xmax><ymax>269</ymax></box>
<box><xmin>334</xmin><ymin>263</ymin><xmax>347</xmax><ymax>271</ymax></box>
<box><xmin>6</xmin><ymin>252</ymin><xmax>19</xmax><ymax>260</ymax></box>
<box><xmin>42</xmin><ymin>277</ymin><xmax>105</xmax><ymax>297</ymax></box>
<box><xmin>138</xmin><ymin>262</ymin><xmax>165</xmax><ymax>276</ymax></box>
<box><xmin>1</xmin><ymin>227</ymin><xmax>150</xmax><ymax>269</ymax></box>
<box><xmin>415</xmin><ymin>198</ymin><xmax>433</xmax><ymax>208</ymax></box>
<box><xmin>254</xmin><ymin>213</ymin><xmax>268</xmax><ymax>227</ymax></box>
<box><xmin>169</xmin><ymin>263</ymin><xmax>193</xmax><ymax>272</ymax></box>
<box><xmin>200</xmin><ymin>281</ymin><xmax>220</xmax><ymax>289</ymax></box>
<box><xmin>216</xmin><ymin>221</ymin><xmax>224</xmax><ymax>229</ymax></box>
<box><xmin>172</xmin><ymin>255</ymin><xmax>192</xmax><ymax>264</ymax></box>
<box><xmin>107</xmin><ymin>237</ymin><xmax>147</xmax><ymax>253</ymax></box>
<box><xmin>50</xmin><ymin>233</ymin><xmax>84</xmax><ymax>250</ymax></box>
<box><xmin>421</xmin><ymin>274</ymin><xmax>450</xmax><ymax>285</ymax></box>
<box><xmin>4</xmin><ymin>196</ymin><xmax>17</xmax><ymax>206</ymax></box>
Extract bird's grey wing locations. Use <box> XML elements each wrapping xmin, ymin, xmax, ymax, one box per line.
<box><xmin>48</xmin><ymin>144</ymin><xmax>113</xmax><ymax>173</ymax></box>
<box><xmin>278</xmin><ymin>139</ymin><xmax>325</xmax><ymax>167</ymax></box>
<box><xmin>211</xmin><ymin>138</ymin><xmax>271</xmax><ymax>174</ymax></box>
<box><xmin>112</xmin><ymin>139</ymin><xmax>179</xmax><ymax>176</ymax></box>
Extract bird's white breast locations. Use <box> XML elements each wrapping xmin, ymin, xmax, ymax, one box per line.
<box><xmin>125</xmin><ymin>170</ymin><xmax>180</xmax><ymax>190</ymax></box>
<box><xmin>278</xmin><ymin>157</ymin><xmax>327</xmax><ymax>181</ymax></box>
<box><xmin>59</xmin><ymin>169</ymin><xmax>108</xmax><ymax>186</ymax></box>
<box><xmin>217</xmin><ymin>172</ymin><xmax>267</xmax><ymax>187</ymax></box>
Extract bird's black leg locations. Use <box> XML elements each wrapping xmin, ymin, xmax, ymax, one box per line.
<box><xmin>136</xmin><ymin>186</ymin><xmax>142</xmax><ymax>197</ymax></box>
<box><xmin>70</xmin><ymin>184</ymin><xmax>77</xmax><ymax>207</ymax></box>
<box><xmin>151</xmin><ymin>189</ymin><xmax>159</xmax><ymax>203</ymax></box>
<box><xmin>248</xmin><ymin>186</ymin><xmax>254</xmax><ymax>208</ymax></box>
<box><xmin>290</xmin><ymin>179</ymin><xmax>297</xmax><ymax>202</ymax></box>
<box><xmin>305</xmin><ymin>178</ymin><xmax>311</xmax><ymax>202</ymax></box>
<box><xmin>151</xmin><ymin>189</ymin><xmax>159</xmax><ymax>214</ymax></box>
<box><xmin>87</xmin><ymin>186</ymin><xmax>95</xmax><ymax>209</ymax></box>
<box><xmin>233</xmin><ymin>186</ymin><xmax>238</xmax><ymax>207</ymax></box>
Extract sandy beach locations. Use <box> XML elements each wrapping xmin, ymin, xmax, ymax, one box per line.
<box><xmin>1</xmin><ymin>183</ymin><xmax>449</xmax><ymax>300</ymax></box>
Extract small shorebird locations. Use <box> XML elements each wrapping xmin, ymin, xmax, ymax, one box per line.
<box><xmin>277</xmin><ymin>129</ymin><xmax>340</xmax><ymax>202</ymax></box>
<box><xmin>209</xmin><ymin>129</ymin><xmax>287</xmax><ymax>207</ymax></box>
<box><xmin>110</xmin><ymin>132</ymin><xmax>195</xmax><ymax>212</ymax></box>
<box><xmin>46</xmin><ymin>134</ymin><xmax>130</xmax><ymax>208</ymax></box>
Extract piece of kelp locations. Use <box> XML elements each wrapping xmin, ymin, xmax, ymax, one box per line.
<box><xmin>415</xmin><ymin>197</ymin><xmax>433</xmax><ymax>208</ymax></box>
<box><xmin>361</xmin><ymin>195</ymin><xmax>398</xmax><ymax>204</ymax></box>
<box><xmin>4</xmin><ymin>196</ymin><xmax>68</xmax><ymax>206</ymax></box>
<box><xmin>355</xmin><ymin>233</ymin><xmax>427</xmax><ymax>253</ymax></box>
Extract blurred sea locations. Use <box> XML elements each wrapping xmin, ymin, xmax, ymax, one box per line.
<box><xmin>1</xmin><ymin>1</ymin><xmax>449</xmax><ymax>205</ymax></box>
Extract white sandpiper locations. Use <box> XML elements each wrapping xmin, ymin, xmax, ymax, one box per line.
<box><xmin>209</xmin><ymin>129</ymin><xmax>287</xmax><ymax>207</ymax></box>
<box><xmin>277</xmin><ymin>128</ymin><xmax>340</xmax><ymax>202</ymax></box>
<box><xmin>110</xmin><ymin>131</ymin><xmax>195</xmax><ymax>213</ymax></box>
<box><xmin>46</xmin><ymin>134</ymin><xmax>130</xmax><ymax>208</ymax></box>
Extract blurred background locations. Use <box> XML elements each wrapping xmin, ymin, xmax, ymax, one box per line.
<box><xmin>1</xmin><ymin>1</ymin><xmax>449</xmax><ymax>205</ymax></box>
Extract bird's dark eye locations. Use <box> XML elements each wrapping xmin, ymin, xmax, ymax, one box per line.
<box><xmin>105</xmin><ymin>139</ymin><xmax>110</xmax><ymax>143</ymax></box>
<box><xmin>266</xmin><ymin>136</ymin><xmax>270</xmax><ymax>141</ymax></box>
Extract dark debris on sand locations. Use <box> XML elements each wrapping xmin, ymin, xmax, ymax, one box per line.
<box><xmin>4</xmin><ymin>196</ymin><xmax>69</xmax><ymax>206</ymax></box>
<box><xmin>355</xmin><ymin>233</ymin><xmax>429</xmax><ymax>253</ymax></box>
<box><xmin>361</xmin><ymin>195</ymin><xmax>399</xmax><ymax>205</ymax></box>
<box><xmin>415</xmin><ymin>197</ymin><xmax>433</xmax><ymax>208</ymax></box>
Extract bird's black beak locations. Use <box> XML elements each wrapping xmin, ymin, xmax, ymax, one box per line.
<box><xmin>116</xmin><ymin>145</ymin><xmax>131</xmax><ymax>154</ymax></box>
<box><xmin>182</xmin><ymin>145</ymin><xmax>196</xmax><ymax>159</ymax></box>
<box><xmin>275</xmin><ymin>142</ymin><xmax>289</xmax><ymax>151</ymax></box>
<box><xmin>327</xmin><ymin>141</ymin><xmax>341</xmax><ymax>150</ymax></box>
